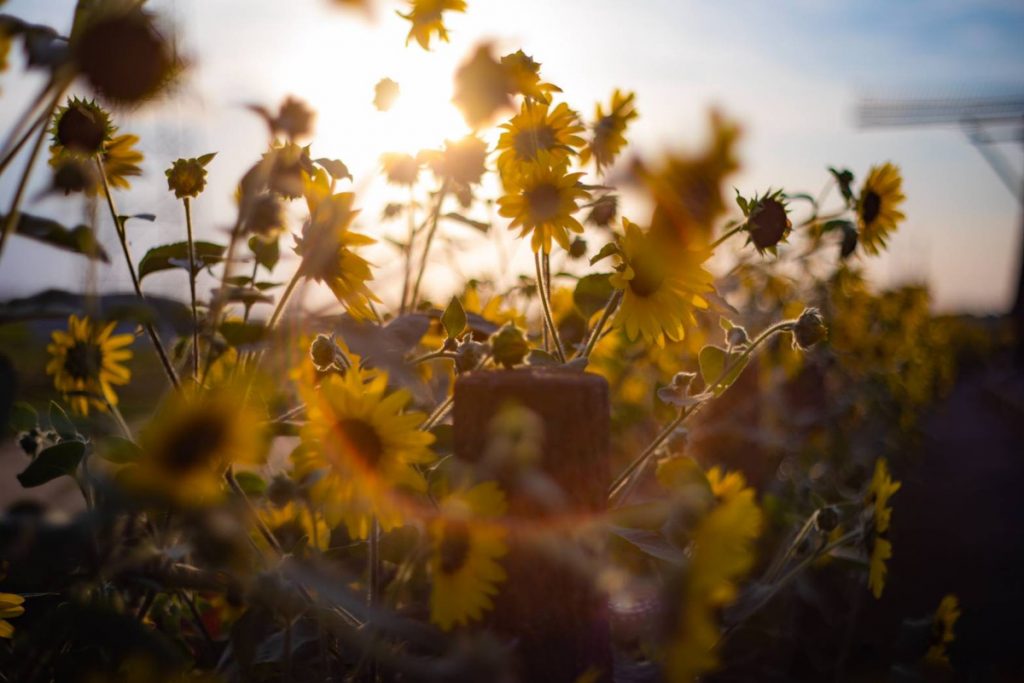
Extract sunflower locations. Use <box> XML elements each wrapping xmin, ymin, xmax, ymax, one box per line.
<box><xmin>580</xmin><ymin>90</ymin><xmax>637</xmax><ymax>174</ymax></box>
<box><xmin>429</xmin><ymin>481</ymin><xmax>508</xmax><ymax>631</ymax></box>
<box><xmin>496</xmin><ymin>101</ymin><xmax>584</xmax><ymax>177</ymax></box>
<box><xmin>497</xmin><ymin>157</ymin><xmax>589</xmax><ymax>253</ymax></box>
<box><xmin>257</xmin><ymin>501</ymin><xmax>331</xmax><ymax>555</ymax></box>
<box><xmin>500</xmin><ymin>50</ymin><xmax>561</xmax><ymax>103</ymax></box>
<box><xmin>46</xmin><ymin>314</ymin><xmax>133</xmax><ymax>416</ymax></box>
<box><xmin>609</xmin><ymin>219</ymin><xmax>714</xmax><ymax>346</ymax></box>
<box><xmin>48</xmin><ymin>99</ymin><xmax>143</xmax><ymax>194</ymax></box>
<box><xmin>925</xmin><ymin>594</ymin><xmax>960</xmax><ymax>666</ymax></box>
<box><xmin>0</xmin><ymin>592</ymin><xmax>24</xmax><ymax>639</ymax></box>
<box><xmin>297</xmin><ymin>366</ymin><xmax>435</xmax><ymax>539</ymax></box>
<box><xmin>857</xmin><ymin>162</ymin><xmax>905</xmax><ymax>255</ymax></box>
<box><xmin>664</xmin><ymin>472</ymin><xmax>762</xmax><ymax>681</ymax></box>
<box><xmin>131</xmin><ymin>385</ymin><xmax>266</xmax><ymax>505</ymax></box>
<box><xmin>398</xmin><ymin>0</ymin><xmax>466</xmax><ymax>50</ymax></box>
<box><xmin>865</xmin><ymin>457</ymin><xmax>900</xmax><ymax>598</ymax></box>
<box><xmin>294</xmin><ymin>191</ymin><xmax>381</xmax><ymax>320</ymax></box>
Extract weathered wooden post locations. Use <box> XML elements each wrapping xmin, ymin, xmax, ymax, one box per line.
<box><xmin>453</xmin><ymin>367</ymin><xmax>612</xmax><ymax>682</ymax></box>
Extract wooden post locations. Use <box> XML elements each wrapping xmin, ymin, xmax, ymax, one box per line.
<box><xmin>453</xmin><ymin>367</ymin><xmax>612</xmax><ymax>682</ymax></box>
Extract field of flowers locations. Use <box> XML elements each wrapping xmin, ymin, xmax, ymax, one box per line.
<box><xmin>0</xmin><ymin>1</ymin><xmax>1014</xmax><ymax>681</ymax></box>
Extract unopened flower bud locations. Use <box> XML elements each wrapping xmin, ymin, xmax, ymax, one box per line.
<box><xmin>568</xmin><ymin>237</ymin><xmax>588</xmax><ymax>259</ymax></box>
<box><xmin>490</xmin><ymin>323</ymin><xmax>528</xmax><ymax>369</ymax></box>
<box><xmin>816</xmin><ymin>506</ymin><xmax>839</xmax><ymax>533</ymax></box>
<box><xmin>726</xmin><ymin>326</ymin><xmax>749</xmax><ymax>348</ymax></box>
<box><xmin>165</xmin><ymin>157</ymin><xmax>210</xmax><ymax>199</ymax></box>
<box><xmin>455</xmin><ymin>339</ymin><xmax>488</xmax><ymax>373</ymax></box>
<box><xmin>310</xmin><ymin>334</ymin><xmax>338</xmax><ymax>370</ymax></box>
<box><xmin>266</xmin><ymin>474</ymin><xmax>298</xmax><ymax>507</ymax></box>
<box><xmin>792</xmin><ymin>307</ymin><xmax>827</xmax><ymax>350</ymax></box>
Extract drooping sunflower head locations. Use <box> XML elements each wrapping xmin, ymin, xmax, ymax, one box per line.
<box><xmin>398</xmin><ymin>0</ymin><xmax>467</xmax><ymax>50</ymax></box>
<box><xmin>71</xmin><ymin>3</ymin><xmax>182</xmax><ymax>106</ymax></box>
<box><xmin>46</xmin><ymin>314</ymin><xmax>133</xmax><ymax>416</ymax></box>
<box><xmin>609</xmin><ymin>219</ymin><xmax>713</xmax><ymax>346</ymax></box>
<box><xmin>857</xmin><ymin>162</ymin><xmax>905</xmax><ymax>255</ymax></box>
<box><xmin>743</xmin><ymin>189</ymin><xmax>791</xmax><ymax>254</ymax></box>
<box><xmin>497</xmin><ymin>157</ymin><xmax>589</xmax><ymax>253</ymax></box>
<box><xmin>497</xmin><ymin>101</ymin><xmax>584</xmax><ymax>177</ymax></box>
<box><xmin>297</xmin><ymin>367</ymin><xmax>435</xmax><ymax>538</ymax></box>
<box><xmin>132</xmin><ymin>385</ymin><xmax>266</xmax><ymax>505</ymax></box>
<box><xmin>50</xmin><ymin>97</ymin><xmax>114</xmax><ymax>156</ymax></box>
<box><xmin>429</xmin><ymin>481</ymin><xmax>508</xmax><ymax>631</ymax></box>
<box><xmin>580</xmin><ymin>89</ymin><xmax>637</xmax><ymax>174</ymax></box>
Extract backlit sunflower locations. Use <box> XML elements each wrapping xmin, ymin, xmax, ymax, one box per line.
<box><xmin>46</xmin><ymin>314</ymin><xmax>133</xmax><ymax>416</ymax></box>
<box><xmin>857</xmin><ymin>162</ymin><xmax>905</xmax><ymax>255</ymax></box>
<box><xmin>609</xmin><ymin>219</ymin><xmax>713</xmax><ymax>346</ymax></box>
<box><xmin>865</xmin><ymin>457</ymin><xmax>900</xmax><ymax>598</ymax></box>
<box><xmin>48</xmin><ymin>99</ymin><xmax>143</xmax><ymax>194</ymax></box>
<box><xmin>0</xmin><ymin>592</ymin><xmax>24</xmax><ymax>639</ymax></box>
<box><xmin>131</xmin><ymin>385</ymin><xmax>266</xmax><ymax>505</ymax></box>
<box><xmin>500</xmin><ymin>50</ymin><xmax>561</xmax><ymax>103</ymax></box>
<box><xmin>664</xmin><ymin>471</ymin><xmax>762</xmax><ymax>681</ymax></box>
<box><xmin>429</xmin><ymin>481</ymin><xmax>508</xmax><ymax>631</ymax></box>
<box><xmin>496</xmin><ymin>101</ymin><xmax>584</xmax><ymax>177</ymax></box>
<box><xmin>497</xmin><ymin>157</ymin><xmax>589</xmax><ymax>253</ymax></box>
<box><xmin>580</xmin><ymin>90</ymin><xmax>637</xmax><ymax>174</ymax></box>
<box><xmin>294</xmin><ymin>191</ymin><xmax>380</xmax><ymax>320</ymax></box>
<box><xmin>297</xmin><ymin>366</ymin><xmax>435</xmax><ymax>539</ymax></box>
<box><xmin>398</xmin><ymin>0</ymin><xmax>466</xmax><ymax>50</ymax></box>
<box><xmin>925</xmin><ymin>594</ymin><xmax>960</xmax><ymax>666</ymax></box>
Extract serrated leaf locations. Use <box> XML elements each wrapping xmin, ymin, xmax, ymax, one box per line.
<box><xmin>314</xmin><ymin>158</ymin><xmax>351</xmax><ymax>181</ymax></box>
<box><xmin>233</xmin><ymin>471</ymin><xmax>266</xmax><ymax>496</ymax></box>
<box><xmin>441</xmin><ymin>296</ymin><xmax>467</xmax><ymax>339</ymax></box>
<box><xmin>17</xmin><ymin>441</ymin><xmax>85</xmax><ymax>488</ymax></box>
<box><xmin>139</xmin><ymin>241</ymin><xmax>225</xmax><ymax>280</ymax></box>
<box><xmin>573</xmin><ymin>273</ymin><xmax>614</xmax><ymax>319</ymax></box>
<box><xmin>8</xmin><ymin>212</ymin><xmax>109</xmax><ymax>262</ymax></box>
<box><xmin>442</xmin><ymin>212</ymin><xmax>489</xmax><ymax>232</ymax></box>
<box><xmin>589</xmin><ymin>242</ymin><xmax>619</xmax><ymax>266</ymax></box>
<box><xmin>248</xmin><ymin>236</ymin><xmax>279</xmax><ymax>271</ymax></box>
<box><xmin>100</xmin><ymin>436</ymin><xmax>142</xmax><ymax>464</ymax></box>
<box><xmin>10</xmin><ymin>402</ymin><xmax>37</xmax><ymax>433</ymax></box>
<box><xmin>48</xmin><ymin>401</ymin><xmax>76</xmax><ymax>440</ymax></box>
<box><xmin>698</xmin><ymin>345</ymin><xmax>749</xmax><ymax>396</ymax></box>
<box><xmin>220</xmin><ymin>320</ymin><xmax>268</xmax><ymax>347</ymax></box>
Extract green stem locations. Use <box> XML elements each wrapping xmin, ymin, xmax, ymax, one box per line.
<box><xmin>0</xmin><ymin>75</ymin><xmax>57</xmax><ymax>174</ymax></box>
<box><xmin>410</xmin><ymin>349</ymin><xmax>457</xmax><ymax>365</ymax></box>
<box><xmin>421</xmin><ymin>395</ymin><xmax>454</xmax><ymax>431</ymax></box>
<box><xmin>409</xmin><ymin>182</ymin><xmax>449</xmax><ymax>311</ymax></box>
<box><xmin>399</xmin><ymin>188</ymin><xmax>417</xmax><ymax>315</ymax></box>
<box><xmin>267</xmin><ymin>265</ymin><xmax>303</xmax><ymax>331</ymax></box>
<box><xmin>576</xmin><ymin>289</ymin><xmax>623</xmax><ymax>360</ymax></box>
<box><xmin>183</xmin><ymin>198</ymin><xmax>199</xmax><ymax>383</ymax></box>
<box><xmin>0</xmin><ymin>85</ymin><xmax>67</xmax><ymax>261</ymax></box>
<box><xmin>709</xmin><ymin>222</ymin><xmax>745</xmax><ymax>250</ymax></box>
<box><xmin>534</xmin><ymin>251</ymin><xmax>567</xmax><ymax>362</ymax></box>
<box><xmin>95</xmin><ymin>156</ymin><xmax>181</xmax><ymax>391</ymax></box>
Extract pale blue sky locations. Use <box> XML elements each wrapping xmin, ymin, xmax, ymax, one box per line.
<box><xmin>1</xmin><ymin>0</ymin><xmax>1022</xmax><ymax>313</ymax></box>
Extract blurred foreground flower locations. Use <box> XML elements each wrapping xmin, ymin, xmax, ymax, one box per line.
<box><xmin>298</xmin><ymin>367</ymin><xmax>435</xmax><ymax>538</ymax></box>
<box><xmin>0</xmin><ymin>592</ymin><xmax>24</xmax><ymax>639</ymax></box>
<box><xmin>857</xmin><ymin>162</ymin><xmax>905</xmax><ymax>255</ymax></box>
<box><xmin>925</xmin><ymin>594</ymin><xmax>960</xmax><ymax>666</ymax></box>
<box><xmin>580</xmin><ymin>89</ymin><xmax>637</xmax><ymax>174</ymax></box>
<box><xmin>429</xmin><ymin>481</ymin><xmax>508</xmax><ymax>630</ymax></box>
<box><xmin>399</xmin><ymin>0</ymin><xmax>466</xmax><ymax>50</ymax></box>
<box><xmin>46</xmin><ymin>314</ymin><xmax>133</xmax><ymax>416</ymax></box>
<box><xmin>866</xmin><ymin>458</ymin><xmax>900</xmax><ymax>598</ymax></box>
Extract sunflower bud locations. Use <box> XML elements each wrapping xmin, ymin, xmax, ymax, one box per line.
<box><xmin>816</xmin><ymin>506</ymin><xmax>839</xmax><ymax>533</ymax></box>
<box><xmin>726</xmin><ymin>326</ymin><xmax>749</xmax><ymax>348</ymax></box>
<box><xmin>246</xmin><ymin>194</ymin><xmax>286</xmax><ymax>237</ymax></box>
<box><xmin>568</xmin><ymin>237</ymin><xmax>588</xmax><ymax>259</ymax></box>
<box><xmin>490</xmin><ymin>323</ymin><xmax>528</xmax><ymax>369</ymax></box>
<box><xmin>310</xmin><ymin>334</ymin><xmax>339</xmax><ymax>370</ymax></box>
<box><xmin>455</xmin><ymin>339</ymin><xmax>488</xmax><ymax>373</ymax></box>
<box><xmin>792</xmin><ymin>307</ymin><xmax>827</xmax><ymax>350</ymax></box>
<box><xmin>586</xmin><ymin>194</ymin><xmax>618</xmax><ymax>228</ymax></box>
<box><xmin>165</xmin><ymin>155</ymin><xmax>213</xmax><ymax>199</ymax></box>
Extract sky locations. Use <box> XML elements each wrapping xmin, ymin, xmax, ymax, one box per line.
<box><xmin>1</xmin><ymin>0</ymin><xmax>1022</xmax><ymax>314</ymax></box>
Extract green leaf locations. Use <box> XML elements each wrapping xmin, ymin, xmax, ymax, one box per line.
<box><xmin>8</xmin><ymin>211</ymin><xmax>109</xmax><ymax>262</ymax></box>
<box><xmin>233</xmin><ymin>471</ymin><xmax>267</xmax><ymax>496</ymax></box>
<box><xmin>441</xmin><ymin>296</ymin><xmax>467</xmax><ymax>339</ymax></box>
<box><xmin>719</xmin><ymin>317</ymin><xmax>734</xmax><ymax>332</ymax></box>
<box><xmin>220</xmin><ymin>320</ymin><xmax>268</xmax><ymax>347</ymax></box>
<box><xmin>139</xmin><ymin>241</ymin><xmax>226</xmax><ymax>280</ymax></box>
<box><xmin>197</xmin><ymin>152</ymin><xmax>217</xmax><ymax>166</ymax></box>
<box><xmin>119</xmin><ymin>213</ymin><xmax>157</xmax><ymax>225</ymax></box>
<box><xmin>248</xmin><ymin>236</ymin><xmax>279</xmax><ymax>271</ymax></box>
<box><xmin>314</xmin><ymin>158</ymin><xmax>351</xmax><ymax>181</ymax></box>
<box><xmin>820</xmin><ymin>219</ymin><xmax>854</xmax><ymax>234</ymax></box>
<box><xmin>48</xmin><ymin>401</ymin><xmax>76</xmax><ymax>440</ymax></box>
<box><xmin>573</xmin><ymin>273</ymin><xmax>614</xmax><ymax>318</ymax></box>
<box><xmin>527</xmin><ymin>349</ymin><xmax>559</xmax><ymax>366</ymax></box>
<box><xmin>17</xmin><ymin>441</ymin><xmax>85</xmax><ymax>488</ymax></box>
<box><xmin>10</xmin><ymin>402</ymin><xmax>38</xmax><ymax>433</ymax></box>
<box><xmin>442</xmin><ymin>212</ymin><xmax>489</xmax><ymax>232</ymax></box>
<box><xmin>698</xmin><ymin>345</ymin><xmax>749</xmax><ymax>396</ymax></box>
<box><xmin>589</xmin><ymin>242</ymin><xmax>619</xmax><ymax>266</ymax></box>
<box><xmin>254</xmin><ymin>281</ymin><xmax>283</xmax><ymax>291</ymax></box>
<box><xmin>828</xmin><ymin>167</ymin><xmax>855</xmax><ymax>204</ymax></box>
<box><xmin>100</xmin><ymin>436</ymin><xmax>142</xmax><ymax>464</ymax></box>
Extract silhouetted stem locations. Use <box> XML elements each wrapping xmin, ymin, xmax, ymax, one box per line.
<box><xmin>534</xmin><ymin>251</ymin><xmax>567</xmax><ymax>362</ymax></box>
<box><xmin>183</xmin><ymin>198</ymin><xmax>199</xmax><ymax>382</ymax></box>
<box><xmin>410</xmin><ymin>182</ymin><xmax>449</xmax><ymax>310</ymax></box>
